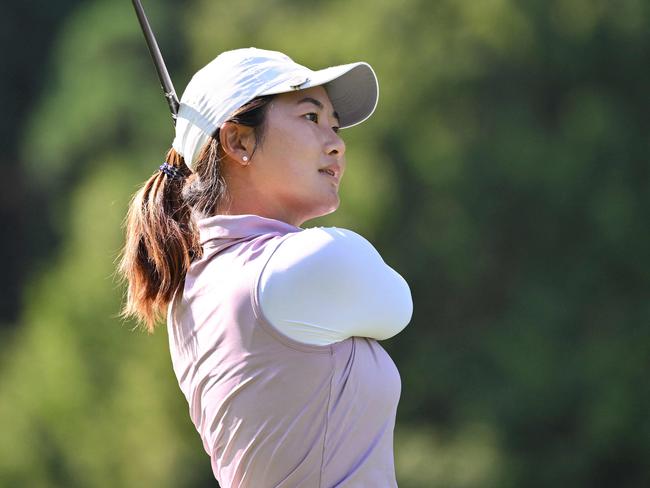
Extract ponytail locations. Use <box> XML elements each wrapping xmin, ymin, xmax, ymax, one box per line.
<box><xmin>119</xmin><ymin>94</ymin><xmax>274</xmax><ymax>333</ymax></box>
<box><xmin>118</xmin><ymin>148</ymin><xmax>198</xmax><ymax>332</ymax></box>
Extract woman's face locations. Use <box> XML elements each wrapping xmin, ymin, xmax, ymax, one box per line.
<box><xmin>237</xmin><ymin>86</ymin><xmax>346</xmax><ymax>226</ymax></box>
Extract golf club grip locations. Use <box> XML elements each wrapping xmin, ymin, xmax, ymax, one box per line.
<box><xmin>131</xmin><ymin>0</ymin><xmax>180</xmax><ymax>123</ymax></box>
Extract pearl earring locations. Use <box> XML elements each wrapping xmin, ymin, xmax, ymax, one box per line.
<box><xmin>242</xmin><ymin>155</ymin><xmax>249</xmax><ymax>162</ymax></box>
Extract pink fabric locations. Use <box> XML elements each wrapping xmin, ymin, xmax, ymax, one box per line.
<box><xmin>167</xmin><ymin>214</ymin><xmax>403</xmax><ymax>487</ymax></box>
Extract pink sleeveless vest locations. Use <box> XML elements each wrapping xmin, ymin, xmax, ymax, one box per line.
<box><xmin>167</xmin><ymin>215</ymin><xmax>402</xmax><ymax>487</ymax></box>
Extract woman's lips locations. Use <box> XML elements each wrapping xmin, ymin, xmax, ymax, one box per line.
<box><xmin>319</xmin><ymin>168</ymin><xmax>339</xmax><ymax>183</ymax></box>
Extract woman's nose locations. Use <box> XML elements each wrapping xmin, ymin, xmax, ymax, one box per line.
<box><xmin>326</xmin><ymin>131</ymin><xmax>346</xmax><ymax>159</ymax></box>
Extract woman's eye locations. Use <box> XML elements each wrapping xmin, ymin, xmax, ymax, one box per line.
<box><xmin>332</xmin><ymin>126</ymin><xmax>340</xmax><ymax>134</ymax></box>
<box><xmin>304</xmin><ymin>112</ymin><xmax>319</xmax><ymax>123</ymax></box>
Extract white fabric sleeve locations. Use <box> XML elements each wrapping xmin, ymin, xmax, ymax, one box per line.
<box><xmin>258</xmin><ymin>227</ymin><xmax>413</xmax><ymax>346</ymax></box>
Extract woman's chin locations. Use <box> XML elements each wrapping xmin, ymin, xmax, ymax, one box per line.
<box><xmin>301</xmin><ymin>197</ymin><xmax>340</xmax><ymax>224</ymax></box>
<box><xmin>321</xmin><ymin>195</ymin><xmax>341</xmax><ymax>216</ymax></box>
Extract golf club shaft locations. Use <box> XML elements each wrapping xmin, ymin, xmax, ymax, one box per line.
<box><xmin>131</xmin><ymin>0</ymin><xmax>180</xmax><ymax>123</ymax></box>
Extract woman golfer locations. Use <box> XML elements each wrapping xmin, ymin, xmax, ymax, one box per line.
<box><xmin>120</xmin><ymin>48</ymin><xmax>413</xmax><ymax>487</ymax></box>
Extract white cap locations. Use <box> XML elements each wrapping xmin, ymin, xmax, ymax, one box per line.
<box><xmin>172</xmin><ymin>47</ymin><xmax>379</xmax><ymax>168</ymax></box>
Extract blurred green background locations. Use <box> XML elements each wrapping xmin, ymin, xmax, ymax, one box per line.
<box><xmin>1</xmin><ymin>0</ymin><xmax>648</xmax><ymax>486</ymax></box>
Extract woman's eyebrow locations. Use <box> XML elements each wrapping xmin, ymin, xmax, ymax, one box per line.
<box><xmin>297</xmin><ymin>97</ymin><xmax>340</xmax><ymax>124</ymax></box>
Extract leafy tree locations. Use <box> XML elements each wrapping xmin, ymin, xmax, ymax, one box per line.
<box><xmin>1</xmin><ymin>0</ymin><xmax>648</xmax><ymax>486</ymax></box>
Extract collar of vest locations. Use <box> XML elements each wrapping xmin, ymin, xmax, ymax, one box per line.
<box><xmin>198</xmin><ymin>214</ymin><xmax>302</xmax><ymax>245</ymax></box>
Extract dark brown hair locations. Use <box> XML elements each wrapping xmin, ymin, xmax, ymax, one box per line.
<box><xmin>118</xmin><ymin>95</ymin><xmax>274</xmax><ymax>332</ymax></box>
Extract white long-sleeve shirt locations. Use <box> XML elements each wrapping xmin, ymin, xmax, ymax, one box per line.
<box><xmin>259</xmin><ymin>227</ymin><xmax>413</xmax><ymax>345</ymax></box>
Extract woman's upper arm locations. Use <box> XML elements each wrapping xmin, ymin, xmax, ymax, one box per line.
<box><xmin>258</xmin><ymin>227</ymin><xmax>413</xmax><ymax>345</ymax></box>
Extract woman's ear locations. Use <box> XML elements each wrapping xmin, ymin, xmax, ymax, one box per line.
<box><xmin>219</xmin><ymin>122</ymin><xmax>256</xmax><ymax>165</ymax></box>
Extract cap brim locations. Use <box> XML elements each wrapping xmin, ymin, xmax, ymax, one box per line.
<box><xmin>260</xmin><ymin>62</ymin><xmax>379</xmax><ymax>129</ymax></box>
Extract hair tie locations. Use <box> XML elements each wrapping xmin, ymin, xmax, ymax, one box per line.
<box><xmin>159</xmin><ymin>162</ymin><xmax>183</xmax><ymax>179</ymax></box>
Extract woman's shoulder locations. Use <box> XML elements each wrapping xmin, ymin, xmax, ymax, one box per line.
<box><xmin>291</xmin><ymin>226</ymin><xmax>367</xmax><ymax>242</ymax></box>
<box><xmin>278</xmin><ymin>226</ymin><xmax>382</xmax><ymax>263</ymax></box>
<box><xmin>259</xmin><ymin>225</ymin><xmax>412</xmax><ymax>344</ymax></box>
<box><xmin>261</xmin><ymin>226</ymin><xmax>389</xmax><ymax>297</ymax></box>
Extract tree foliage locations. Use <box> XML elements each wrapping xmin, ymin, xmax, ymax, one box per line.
<box><xmin>1</xmin><ymin>0</ymin><xmax>648</xmax><ymax>486</ymax></box>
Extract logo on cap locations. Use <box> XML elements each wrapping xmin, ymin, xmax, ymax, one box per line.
<box><xmin>289</xmin><ymin>76</ymin><xmax>310</xmax><ymax>90</ymax></box>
